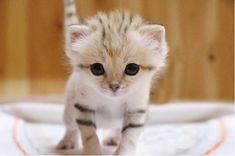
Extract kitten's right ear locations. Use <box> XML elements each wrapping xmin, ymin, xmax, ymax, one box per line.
<box><xmin>139</xmin><ymin>24</ymin><xmax>166</xmax><ymax>44</ymax></box>
<box><xmin>140</xmin><ymin>24</ymin><xmax>168</xmax><ymax>58</ymax></box>
<box><xmin>65</xmin><ymin>25</ymin><xmax>91</xmax><ymax>59</ymax></box>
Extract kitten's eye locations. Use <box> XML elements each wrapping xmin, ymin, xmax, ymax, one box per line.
<box><xmin>90</xmin><ymin>63</ymin><xmax>105</xmax><ymax>76</ymax></box>
<box><xmin>125</xmin><ymin>63</ymin><xmax>140</xmax><ymax>76</ymax></box>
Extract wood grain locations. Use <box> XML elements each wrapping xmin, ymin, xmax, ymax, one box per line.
<box><xmin>0</xmin><ymin>0</ymin><xmax>233</xmax><ymax>103</ymax></box>
<box><xmin>2</xmin><ymin>0</ymin><xmax>30</xmax><ymax>96</ymax></box>
<box><xmin>0</xmin><ymin>0</ymin><xmax>7</xmax><ymax>95</ymax></box>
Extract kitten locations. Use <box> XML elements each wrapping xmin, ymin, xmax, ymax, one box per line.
<box><xmin>57</xmin><ymin>0</ymin><xmax>168</xmax><ymax>155</ymax></box>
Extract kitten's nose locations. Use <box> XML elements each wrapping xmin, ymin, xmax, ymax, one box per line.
<box><xmin>109</xmin><ymin>83</ymin><xmax>120</xmax><ymax>92</ymax></box>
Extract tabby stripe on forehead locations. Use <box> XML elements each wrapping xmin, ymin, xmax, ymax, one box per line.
<box><xmin>118</xmin><ymin>12</ymin><xmax>126</xmax><ymax>33</ymax></box>
<box><xmin>74</xmin><ymin>103</ymin><xmax>95</xmax><ymax>113</ymax></box>
<box><xmin>122</xmin><ymin>11</ymin><xmax>125</xmax><ymax>20</ymax></box>
<box><xmin>76</xmin><ymin>119</ymin><xmax>96</xmax><ymax>128</ymax></box>
<box><xmin>107</xmin><ymin>23</ymin><xmax>111</xmax><ymax>30</ymax></box>
<box><xmin>122</xmin><ymin>123</ymin><xmax>144</xmax><ymax>132</ymax></box>
<box><xmin>129</xmin><ymin>14</ymin><xmax>134</xmax><ymax>25</ymax></box>
<box><xmin>98</xmin><ymin>16</ymin><xmax>103</xmax><ymax>24</ymax></box>
<box><xmin>102</xmin><ymin>27</ymin><xmax>106</xmax><ymax>41</ymax></box>
<box><xmin>124</xmin><ymin>25</ymin><xmax>128</xmax><ymax>33</ymax></box>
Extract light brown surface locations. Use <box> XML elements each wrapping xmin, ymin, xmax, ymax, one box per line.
<box><xmin>0</xmin><ymin>0</ymin><xmax>234</xmax><ymax>103</ymax></box>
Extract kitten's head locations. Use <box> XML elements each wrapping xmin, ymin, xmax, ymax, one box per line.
<box><xmin>66</xmin><ymin>11</ymin><xmax>168</xmax><ymax>97</ymax></box>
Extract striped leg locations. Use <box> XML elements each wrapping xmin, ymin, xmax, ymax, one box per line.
<box><xmin>115</xmin><ymin>109</ymin><xmax>146</xmax><ymax>155</ymax></box>
<box><xmin>74</xmin><ymin>103</ymin><xmax>101</xmax><ymax>155</ymax></box>
<box><xmin>57</xmin><ymin>99</ymin><xmax>79</xmax><ymax>150</ymax></box>
<box><xmin>56</xmin><ymin>128</ymin><xmax>78</xmax><ymax>149</ymax></box>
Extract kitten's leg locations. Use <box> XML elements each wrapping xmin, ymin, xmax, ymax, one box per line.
<box><xmin>74</xmin><ymin>103</ymin><xmax>101</xmax><ymax>155</ymax></box>
<box><xmin>56</xmin><ymin>128</ymin><xmax>78</xmax><ymax>149</ymax></box>
<box><xmin>115</xmin><ymin>109</ymin><xmax>146</xmax><ymax>155</ymax></box>
<box><xmin>103</xmin><ymin>129</ymin><xmax>121</xmax><ymax>146</ymax></box>
<box><xmin>57</xmin><ymin>102</ymin><xmax>79</xmax><ymax>149</ymax></box>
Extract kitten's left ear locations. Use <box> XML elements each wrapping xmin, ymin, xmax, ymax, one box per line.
<box><xmin>65</xmin><ymin>25</ymin><xmax>92</xmax><ymax>59</ymax></box>
<box><xmin>140</xmin><ymin>24</ymin><xmax>166</xmax><ymax>44</ymax></box>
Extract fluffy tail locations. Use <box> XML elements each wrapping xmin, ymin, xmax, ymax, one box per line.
<box><xmin>64</xmin><ymin>0</ymin><xmax>79</xmax><ymax>27</ymax></box>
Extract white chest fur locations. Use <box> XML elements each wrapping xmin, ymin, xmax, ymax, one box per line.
<box><xmin>66</xmin><ymin>72</ymin><xmax>130</xmax><ymax>129</ymax></box>
<box><xmin>65</xmin><ymin>71</ymin><xmax>150</xmax><ymax>131</ymax></box>
<box><xmin>94</xmin><ymin>98</ymin><xmax>126</xmax><ymax>129</ymax></box>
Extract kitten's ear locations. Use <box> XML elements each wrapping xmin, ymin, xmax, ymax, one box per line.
<box><xmin>140</xmin><ymin>24</ymin><xmax>166</xmax><ymax>44</ymax></box>
<box><xmin>65</xmin><ymin>25</ymin><xmax>91</xmax><ymax>59</ymax></box>
<box><xmin>140</xmin><ymin>24</ymin><xmax>168</xmax><ymax>68</ymax></box>
<box><xmin>140</xmin><ymin>24</ymin><xmax>168</xmax><ymax>58</ymax></box>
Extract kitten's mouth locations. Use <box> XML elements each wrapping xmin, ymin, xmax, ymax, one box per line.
<box><xmin>101</xmin><ymin>88</ymin><xmax>127</xmax><ymax>97</ymax></box>
<box><xmin>109</xmin><ymin>90</ymin><xmax>122</xmax><ymax>97</ymax></box>
<box><xmin>111</xmin><ymin>91</ymin><xmax>120</xmax><ymax>96</ymax></box>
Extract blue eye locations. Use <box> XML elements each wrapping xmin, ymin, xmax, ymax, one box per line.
<box><xmin>125</xmin><ymin>63</ymin><xmax>139</xmax><ymax>76</ymax></box>
<box><xmin>90</xmin><ymin>63</ymin><xmax>105</xmax><ymax>76</ymax></box>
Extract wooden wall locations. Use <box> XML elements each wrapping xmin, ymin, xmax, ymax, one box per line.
<box><xmin>0</xmin><ymin>0</ymin><xmax>233</xmax><ymax>103</ymax></box>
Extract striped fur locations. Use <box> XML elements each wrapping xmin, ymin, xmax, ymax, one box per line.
<box><xmin>122</xmin><ymin>123</ymin><xmax>144</xmax><ymax>132</ymax></box>
<box><xmin>74</xmin><ymin>103</ymin><xmax>95</xmax><ymax>113</ymax></box>
<box><xmin>86</xmin><ymin>10</ymin><xmax>146</xmax><ymax>57</ymax></box>
<box><xmin>76</xmin><ymin>119</ymin><xmax>96</xmax><ymax>128</ymax></box>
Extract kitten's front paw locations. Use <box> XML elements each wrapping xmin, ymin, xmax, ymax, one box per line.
<box><xmin>56</xmin><ymin>139</ymin><xmax>78</xmax><ymax>150</ymax></box>
<box><xmin>103</xmin><ymin>136</ymin><xmax>120</xmax><ymax>146</ymax></box>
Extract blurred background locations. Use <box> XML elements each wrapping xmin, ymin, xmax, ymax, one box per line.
<box><xmin>0</xmin><ymin>0</ymin><xmax>233</xmax><ymax>104</ymax></box>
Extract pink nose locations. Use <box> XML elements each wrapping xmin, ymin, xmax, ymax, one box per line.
<box><xmin>109</xmin><ymin>84</ymin><xmax>120</xmax><ymax>92</ymax></box>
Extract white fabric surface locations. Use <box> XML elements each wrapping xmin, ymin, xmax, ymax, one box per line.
<box><xmin>0</xmin><ymin>102</ymin><xmax>234</xmax><ymax>155</ymax></box>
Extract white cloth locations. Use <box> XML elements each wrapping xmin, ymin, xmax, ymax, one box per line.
<box><xmin>0</xmin><ymin>102</ymin><xmax>234</xmax><ymax>155</ymax></box>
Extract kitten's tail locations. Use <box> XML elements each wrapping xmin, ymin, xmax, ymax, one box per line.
<box><xmin>64</xmin><ymin>0</ymin><xmax>79</xmax><ymax>27</ymax></box>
